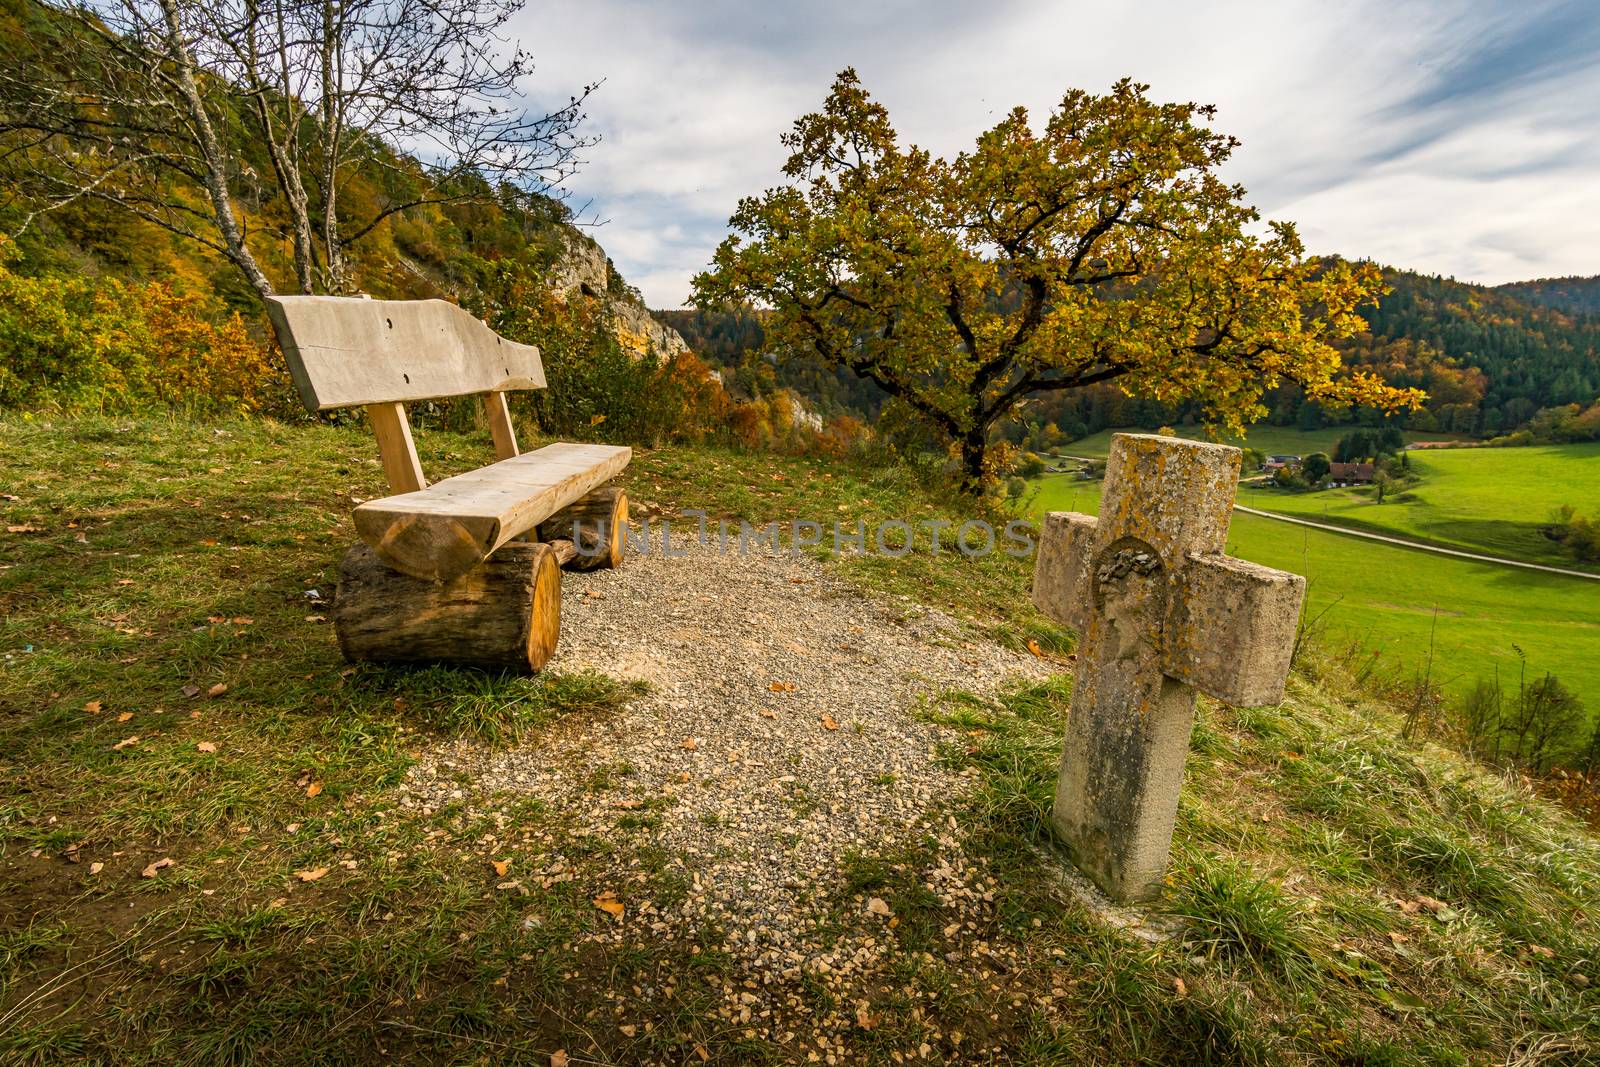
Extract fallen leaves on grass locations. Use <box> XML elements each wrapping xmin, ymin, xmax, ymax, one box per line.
<box><xmin>83</xmin><ymin>700</ymin><xmax>102</xmax><ymax>713</ymax></box>
<box><xmin>305</xmin><ymin>781</ymin><xmax>323</xmax><ymax>798</ymax></box>
<box><xmin>294</xmin><ymin>867</ymin><xmax>330</xmax><ymax>882</ymax></box>
<box><xmin>594</xmin><ymin>894</ymin><xmax>624</xmax><ymax>919</ymax></box>
<box><xmin>112</xmin><ymin>735</ymin><xmax>140</xmax><ymax>750</ymax></box>
<box><xmin>181</xmin><ymin>685</ymin><xmax>201</xmax><ymax>698</ymax></box>
<box><xmin>207</xmin><ymin>683</ymin><xmax>227</xmax><ymax>698</ymax></box>
<box><xmin>866</xmin><ymin>897</ymin><xmax>893</xmax><ymax>917</ymax></box>
<box><xmin>116</xmin><ymin>711</ymin><xmax>133</xmax><ymax>723</ymax></box>
<box><xmin>141</xmin><ymin>857</ymin><xmax>174</xmax><ymax>878</ymax></box>
<box><xmin>196</xmin><ymin>742</ymin><xmax>217</xmax><ymax>753</ymax></box>
<box><xmin>1026</xmin><ymin>638</ymin><xmax>1045</xmax><ymax>657</ymax></box>
<box><xmin>492</xmin><ymin>859</ymin><xmax>510</xmax><ymax>877</ymax></box>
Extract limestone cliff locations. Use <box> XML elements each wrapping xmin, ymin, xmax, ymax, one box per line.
<box><xmin>549</xmin><ymin>229</ymin><xmax>690</xmax><ymax>361</ymax></box>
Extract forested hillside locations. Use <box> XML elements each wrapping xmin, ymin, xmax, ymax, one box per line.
<box><xmin>1499</xmin><ymin>275</ymin><xmax>1600</xmax><ymax>315</ymax></box>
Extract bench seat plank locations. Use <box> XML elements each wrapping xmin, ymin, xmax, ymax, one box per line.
<box><xmin>354</xmin><ymin>442</ymin><xmax>631</xmax><ymax>581</ymax></box>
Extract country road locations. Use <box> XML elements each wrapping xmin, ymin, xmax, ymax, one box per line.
<box><xmin>1230</xmin><ymin>505</ymin><xmax>1600</xmax><ymax>582</ymax></box>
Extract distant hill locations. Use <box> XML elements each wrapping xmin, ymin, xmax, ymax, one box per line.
<box><xmin>1496</xmin><ymin>275</ymin><xmax>1600</xmax><ymax>316</ymax></box>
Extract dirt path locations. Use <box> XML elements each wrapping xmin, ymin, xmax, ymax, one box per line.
<box><xmin>402</xmin><ymin>534</ymin><xmax>1053</xmax><ymax>971</ymax></box>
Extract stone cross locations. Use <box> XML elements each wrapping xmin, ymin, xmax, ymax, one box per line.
<box><xmin>1032</xmin><ymin>433</ymin><xmax>1305</xmax><ymax>902</ymax></box>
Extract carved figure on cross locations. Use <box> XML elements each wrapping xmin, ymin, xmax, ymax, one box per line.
<box><xmin>1033</xmin><ymin>433</ymin><xmax>1306</xmax><ymax>902</ymax></box>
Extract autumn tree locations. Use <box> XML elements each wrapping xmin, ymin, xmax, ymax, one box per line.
<box><xmin>694</xmin><ymin>70</ymin><xmax>1422</xmax><ymax>490</ymax></box>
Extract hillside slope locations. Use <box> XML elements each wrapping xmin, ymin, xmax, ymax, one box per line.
<box><xmin>0</xmin><ymin>0</ymin><xmax>688</xmax><ymax>364</ymax></box>
<box><xmin>1</xmin><ymin>414</ymin><xmax>1596</xmax><ymax>1064</ymax></box>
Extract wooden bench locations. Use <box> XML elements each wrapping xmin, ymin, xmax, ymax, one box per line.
<box><xmin>267</xmin><ymin>295</ymin><xmax>631</xmax><ymax>672</ymax></box>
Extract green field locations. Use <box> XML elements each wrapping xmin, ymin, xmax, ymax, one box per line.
<box><xmin>1056</xmin><ymin>425</ymin><xmax>1462</xmax><ymax>460</ymax></box>
<box><xmin>1031</xmin><ymin>474</ymin><xmax>1600</xmax><ymax>716</ymax></box>
<box><xmin>1241</xmin><ymin>442</ymin><xmax>1600</xmax><ymax>571</ymax></box>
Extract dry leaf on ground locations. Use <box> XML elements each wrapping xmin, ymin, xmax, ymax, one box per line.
<box><xmin>196</xmin><ymin>742</ymin><xmax>217</xmax><ymax>753</ymax></box>
<box><xmin>305</xmin><ymin>781</ymin><xmax>323</xmax><ymax>798</ymax></box>
<box><xmin>83</xmin><ymin>700</ymin><xmax>102</xmax><ymax>713</ymax></box>
<box><xmin>821</xmin><ymin>714</ymin><xmax>840</xmax><ymax>730</ymax></box>
<box><xmin>294</xmin><ymin>867</ymin><xmax>330</xmax><ymax>882</ymax></box>
<box><xmin>116</xmin><ymin>711</ymin><xmax>133</xmax><ymax>722</ymax></box>
<box><xmin>141</xmin><ymin>857</ymin><xmax>174</xmax><ymax>878</ymax></box>
<box><xmin>207</xmin><ymin>683</ymin><xmax>227</xmax><ymax>697</ymax></box>
<box><xmin>493</xmin><ymin>859</ymin><xmax>510</xmax><ymax>877</ymax></box>
<box><xmin>112</xmin><ymin>735</ymin><xmax>140</xmax><ymax>750</ymax></box>
<box><xmin>594</xmin><ymin>895</ymin><xmax>624</xmax><ymax>919</ymax></box>
<box><xmin>1026</xmin><ymin>638</ymin><xmax>1045</xmax><ymax>657</ymax></box>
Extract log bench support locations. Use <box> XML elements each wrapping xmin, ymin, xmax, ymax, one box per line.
<box><xmin>266</xmin><ymin>295</ymin><xmax>636</xmax><ymax>673</ymax></box>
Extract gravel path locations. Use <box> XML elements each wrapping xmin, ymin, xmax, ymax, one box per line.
<box><xmin>402</xmin><ymin>533</ymin><xmax>1052</xmax><ymax>962</ymax></box>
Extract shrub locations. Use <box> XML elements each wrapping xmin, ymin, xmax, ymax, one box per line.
<box><xmin>0</xmin><ymin>238</ymin><xmax>290</xmax><ymax>416</ymax></box>
<box><xmin>471</xmin><ymin>259</ymin><xmax>730</xmax><ymax>447</ymax></box>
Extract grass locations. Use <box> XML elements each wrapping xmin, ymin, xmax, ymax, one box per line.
<box><xmin>1</xmin><ymin>413</ymin><xmax>1596</xmax><ymax>1064</ymax></box>
<box><xmin>1030</xmin><ymin>473</ymin><xmax>1600</xmax><ymax>720</ymax></box>
<box><xmin>1056</xmin><ymin>425</ymin><xmax>1463</xmax><ymax>461</ymax></box>
<box><xmin>1240</xmin><ymin>441</ymin><xmax>1600</xmax><ymax>571</ymax></box>
<box><xmin>916</xmin><ymin>676</ymin><xmax>1600</xmax><ymax>1064</ymax></box>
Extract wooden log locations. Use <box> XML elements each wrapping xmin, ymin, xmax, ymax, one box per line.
<box><xmin>353</xmin><ymin>442</ymin><xmax>631</xmax><ymax>582</ymax></box>
<box><xmin>536</xmin><ymin>486</ymin><xmax>629</xmax><ymax>570</ymax></box>
<box><xmin>333</xmin><ymin>542</ymin><xmax>561</xmax><ymax>672</ymax></box>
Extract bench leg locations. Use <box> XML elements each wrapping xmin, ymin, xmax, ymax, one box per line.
<box><xmin>536</xmin><ymin>486</ymin><xmax>629</xmax><ymax>571</ymax></box>
<box><xmin>333</xmin><ymin>542</ymin><xmax>562</xmax><ymax>672</ymax></box>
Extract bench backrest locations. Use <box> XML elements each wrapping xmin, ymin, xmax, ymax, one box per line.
<box><xmin>265</xmin><ymin>295</ymin><xmax>544</xmax><ymax>494</ymax></box>
<box><xmin>266</xmin><ymin>296</ymin><xmax>545</xmax><ymax>411</ymax></box>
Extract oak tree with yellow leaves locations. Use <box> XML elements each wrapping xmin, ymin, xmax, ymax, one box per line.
<box><xmin>694</xmin><ymin>70</ymin><xmax>1422</xmax><ymax>491</ymax></box>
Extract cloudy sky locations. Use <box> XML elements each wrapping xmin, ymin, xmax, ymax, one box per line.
<box><xmin>513</xmin><ymin>0</ymin><xmax>1600</xmax><ymax>309</ymax></box>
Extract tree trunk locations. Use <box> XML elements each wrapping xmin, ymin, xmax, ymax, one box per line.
<box><xmin>536</xmin><ymin>486</ymin><xmax>628</xmax><ymax>570</ymax></box>
<box><xmin>157</xmin><ymin>0</ymin><xmax>275</xmax><ymax>300</ymax></box>
<box><xmin>318</xmin><ymin>0</ymin><xmax>347</xmax><ymax>293</ymax></box>
<box><xmin>333</xmin><ymin>541</ymin><xmax>570</xmax><ymax>672</ymax></box>
<box><xmin>958</xmin><ymin>431</ymin><xmax>989</xmax><ymax>495</ymax></box>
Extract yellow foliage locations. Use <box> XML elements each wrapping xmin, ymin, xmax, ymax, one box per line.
<box><xmin>0</xmin><ymin>238</ymin><xmax>291</xmax><ymax>415</ymax></box>
<box><xmin>696</xmin><ymin>71</ymin><xmax>1424</xmax><ymax>490</ymax></box>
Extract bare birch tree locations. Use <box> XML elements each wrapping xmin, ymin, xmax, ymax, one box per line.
<box><xmin>0</xmin><ymin>0</ymin><xmax>596</xmax><ymax>299</ymax></box>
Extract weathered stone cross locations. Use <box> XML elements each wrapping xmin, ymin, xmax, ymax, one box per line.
<box><xmin>1033</xmin><ymin>433</ymin><xmax>1305</xmax><ymax>902</ymax></box>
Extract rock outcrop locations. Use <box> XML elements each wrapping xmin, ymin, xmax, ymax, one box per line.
<box><xmin>550</xmin><ymin>229</ymin><xmax>690</xmax><ymax>362</ymax></box>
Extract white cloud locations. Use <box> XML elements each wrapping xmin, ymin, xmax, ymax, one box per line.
<box><xmin>509</xmin><ymin>0</ymin><xmax>1600</xmax><ymax>306</ymax></box>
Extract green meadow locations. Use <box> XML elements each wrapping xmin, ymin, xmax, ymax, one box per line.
<box><xmin>1240</xmin><ymin>442</ymin><xmax>1600</xmax><ymax>571</ymax></box>
<box><xmin>1031</xmin><ymin>474</ymin><xmax>1600</xmax><ymax>717</ymax></box>
<box><xmin>1055</xmin><ymin>425</ymin><xmax>1462</xmax><ymax>460</ymax></box>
